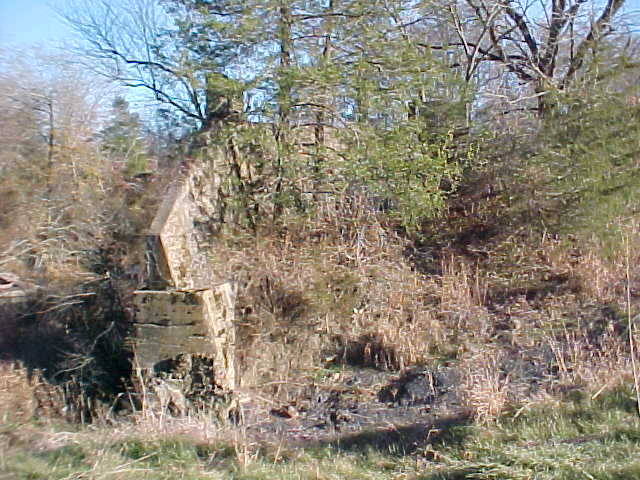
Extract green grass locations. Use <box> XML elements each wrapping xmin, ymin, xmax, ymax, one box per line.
<box><xmin>2</xmin><ymin>385</ymin><xmax>640</xmax><ymax>479</ymax></box>
<box><xmin>420</xmin><ymin>386</ymin><xmax>640</xmax><ymax>480</ymax></box>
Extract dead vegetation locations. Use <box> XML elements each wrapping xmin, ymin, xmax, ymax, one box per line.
<box><xmin>2</xmin><ymin>143</ymin><xmax>638</xmax><ymax>430</ymax></box>
<box><xmin>2</xmin><ymin>141</ymin><xmax>640</xmax><ymax>479</ymax></box>
<box><xmin>1</xmin><ymin>106</ymin><xmax>639</xmax><ymax>480</ymax></box>
<box><xmin>194</xmin><ymin>156</ymin><xmax>640</xmax><ymax>424</ymax></box>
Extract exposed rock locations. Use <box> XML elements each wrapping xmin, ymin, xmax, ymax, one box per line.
<box><xmin>142</xmin><ymin>354</ymin><xmax>238</xmax><ymax>419</ymax></box>
<box><xmin>132</xmin><ymin>284</ymin><xmax>235</xmax><ymax>391</ymax></box>
<box><xmin>130</xmin><ymin>159</ymin><xmax>237</xmax><ymax>415</ymax></box>
<box><xmin>145</xmin><ymin>167</ymin><xmax>218</xmax><ymax>290</ymax></box>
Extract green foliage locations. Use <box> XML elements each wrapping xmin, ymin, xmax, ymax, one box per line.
<box><xmin>160</xmin><ymin>0</ymin><xmax>475</xmax><ymax>232</ymax></box>
<box><xmin>5</xmin><ymin>384</ymin><xmax>640</xmax><ymax>479</ymax></box>
<box><xmin>341</xmin><ymin>124</ymin><xmax>460</xmax><ymax>232</ymax></box>
<box><xmin>120</xmin><ymin>438</ymin><xmax>201</xmax><ymax>465</ymax></box>
<box><xmin>535</xmin><ymin>87</ymin><xmax>640</xmax><ymax>242</ymax></box>
<box><xmin>100</xmin><ymin>96</ymin><xmax>149</xmax><ymax>176</ymax></box>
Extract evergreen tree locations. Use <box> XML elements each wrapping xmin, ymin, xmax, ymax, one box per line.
<box><xmin>71</xmin><ymin>0</ymin><xmax>475</xmax><ymax>231</ymax></box>
<box><xmin>100</xmin><ymin>96</ymin><xmax>149</xmax><ymax>176</ymax></box>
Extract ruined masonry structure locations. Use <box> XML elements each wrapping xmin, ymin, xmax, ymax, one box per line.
<box><xmin>132</xmin><ymin>158</ymin><xmax>236</xmax><ymax>394</ymax></box>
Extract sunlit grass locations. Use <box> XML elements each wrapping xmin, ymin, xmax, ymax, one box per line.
<box><xmin>3</xmin><ymin>384</ymin><xmax>640</xmax><ymax>479</ymax></box>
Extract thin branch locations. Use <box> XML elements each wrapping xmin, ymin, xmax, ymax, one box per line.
<box><xmin>563</xmin><ymin>0</ymin><xmax>627</xmax><ymax>86</ymax></box>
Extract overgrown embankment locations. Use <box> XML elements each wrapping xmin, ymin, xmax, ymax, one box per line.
<box><xmin>3</xmin><ymin>94</ymin><xmax>640</xmax><ymax>480</ymax></box>
<box><xmin>4</xmin><ymin>161</ymin><xmax>640</xmax><ymax>477</ymax></box>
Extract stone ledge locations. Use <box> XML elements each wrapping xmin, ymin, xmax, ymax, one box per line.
<box><xmin>131</xmin><ymin>283</ymin><xmax>236</xmax><ymax>392</ymax></box>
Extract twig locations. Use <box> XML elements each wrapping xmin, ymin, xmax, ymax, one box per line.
<box><xmin>625</xmin><ymin>233</ymin><xmax>640</xmax><ymax>416</ymax></box>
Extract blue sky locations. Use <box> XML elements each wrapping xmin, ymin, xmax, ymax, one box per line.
<box><xmin>0</xmin><ymin>0</ymin><xmax>71</xmax><ymax>46</ymax></box>
<box><xmin>1</xmin><ymin>0</ymin><xmax>639</xmax><ymax>47</ymax></box>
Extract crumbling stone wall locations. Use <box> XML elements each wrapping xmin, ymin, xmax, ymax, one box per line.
<box><xmin>131</xmin><ymin>158</ymin><xmax>236</xmax><ymax>409</ymax></box>
<box><xmin>144</xmin><ymin>159</ymin><xmax>223</xmax><ymax>290</ymax></box>
<box><xmin>132</xmin><ymin>286</ymin><xmax>235</xmax><ymax>389</ymax></box>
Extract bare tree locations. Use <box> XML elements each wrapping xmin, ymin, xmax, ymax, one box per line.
<box><xmin>439</xmin><ymin>0</ymin><xmax>638</xmax><ymax>114</ymax></box>
<box><xmin>62</xmin><ymin>0</ymin><xmax>244</xmax><ymax>130</ymax></box>
<box><xmin>0</xmin><ymin>48</ymin><xmax>121</xmax><ymax>276</ymax></box>
<box><xmin>0</xmin><ymin>49</ymin><xmax>112</xmax><ymax>193</ymax></box>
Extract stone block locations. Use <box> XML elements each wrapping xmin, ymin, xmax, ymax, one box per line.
<box><xmin>132</xmin><ymin>283</ymin><xmax>235</xmax><ymax>391</ymax></box>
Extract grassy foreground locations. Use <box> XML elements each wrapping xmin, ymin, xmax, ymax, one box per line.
<box><xmin>2</xmin><ymin>385</ymin><xmax>640</xmax><ymax>480</ymax></box>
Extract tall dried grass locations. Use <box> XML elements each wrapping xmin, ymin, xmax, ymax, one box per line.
<box><xmin>211</xmin><ymin>195</ymin><xmax>458</xmax><ymax>400</ymax></box>
<box><xmin>2</xmin><ymin>160</ymin><xmax>639</xmax><ymax>428</ymax></box>
<box><xmin>0</xmin><ymin>361</ymin><xmax>63</xmax><ymax>424</ymax></box>
<box><xmin>205</xmin><ymin>185</ymin><xmax>640</xmax><ymax>421</ymax></box>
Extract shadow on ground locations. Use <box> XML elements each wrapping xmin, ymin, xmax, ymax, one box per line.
<box><xmin>313</xmin><ymin>414</ymin><xmax>471</xmax><ymax>456</ymax></box>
